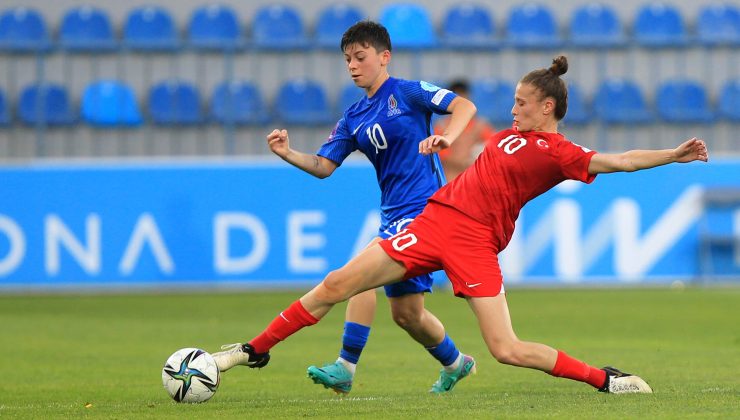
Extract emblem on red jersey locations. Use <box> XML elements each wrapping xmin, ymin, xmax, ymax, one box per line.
<box><xmin>536</xmin><ymin>139</ymin><xmax>550</xmax><ymax>149</ymax></box>
<box><xmin>387</xmin><ymin>94</ymin><xmax>402</xmax><ymax>117</ymax></box>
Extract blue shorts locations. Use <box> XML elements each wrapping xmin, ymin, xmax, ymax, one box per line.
<box><xmin>379</xmin><ymin>217</ymin><xmax>433</xmax><ymax>298</ymax></box>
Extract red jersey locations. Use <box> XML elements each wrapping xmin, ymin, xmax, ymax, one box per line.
<box><xmin>429</xmin><ymin>129</ymin><xmax>597</xmax><ymax>252</ymax></box>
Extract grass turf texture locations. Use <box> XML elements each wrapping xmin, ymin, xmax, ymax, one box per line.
<box><xmin>1</xmin><ymin>288</ymin><xmax>738</xmax><ymax>418</ymax></box>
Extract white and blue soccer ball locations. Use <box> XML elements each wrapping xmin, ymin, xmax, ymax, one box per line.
<box><xmin>162</xmin><ymin>348</ymin><xmax>220</xmax><ymax>403</ymax></box>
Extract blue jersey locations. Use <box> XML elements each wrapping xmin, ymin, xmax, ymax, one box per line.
<box><xmin>318</xmin><ymin>77</ymin><xmax>456</xmax><ymax>227</ymax></box>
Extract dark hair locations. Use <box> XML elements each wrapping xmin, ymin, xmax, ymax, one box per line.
<box><xmin>448</xmin><ymin>79</ymin><xmax>470</xmax><ymax>95</ymax></box>
<box><xmin>519</xmin><ymin>55</ymin><xmax>569</xmax><ymax>121</ymax></box>
<box><xmin>341</xmin><ymin>20</ymin><xmax>392</xmax><ymax>53</ymax></box>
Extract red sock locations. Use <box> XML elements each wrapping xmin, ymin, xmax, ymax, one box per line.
<box><xmin>550</xmin><ymin>350</ymin><xmax>607</xmax><ymax>389</ymax></box>
<box><xmin>248</xmin><ymin>300</ymin><xmax>319</xmax><ymax>354</ymax></box>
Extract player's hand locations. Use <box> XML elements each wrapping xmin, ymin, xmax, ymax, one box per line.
<box><xmin>418</xmin><ymin>135</ymin><xmax>451</xmax><ymax>155</ymax></box>
<box><xmin>673</xmin><ymin>137</ymin><xmax>708</xmax><ymax>163</ymax></box>
<box><xmin>267</xmin><ymin>129</ymin><xmax>291</xmax><ymax>158</ymax></box>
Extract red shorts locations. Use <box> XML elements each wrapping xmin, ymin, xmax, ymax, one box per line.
<box><xmin>379</xmin><ymin>203</ymin><xmax>504</xmax><ymax>298</ymax></box>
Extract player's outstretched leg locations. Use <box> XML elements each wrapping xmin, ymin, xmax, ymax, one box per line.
<box><xmin>598</xmin><ymin>366</ymin><xmax>653</xmax><ymax>394</ymax></box>
<box><xmin>212</xmin><ymin>343</ymin><xmax>270</xmax><ymax>372</ymax></box>
<box><xmin>430</xmin><ymin>353</ymin><xmax>477</xmax><ymax>393</ymax></box>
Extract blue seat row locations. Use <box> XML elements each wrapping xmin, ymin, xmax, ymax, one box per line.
<box><xmin>2</xmin><ymin>78</ymin><xmax>740</xmax><ymax>128</ymax></box>
<box><xmin>0</xmin><ymin>3</ymin><xmax>738</xmax><ymax>53</ymax></box>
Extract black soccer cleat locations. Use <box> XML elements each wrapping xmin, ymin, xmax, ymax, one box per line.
<box><xmin>598</xmin><ymin>366</ymin><xmax>653</xmax><ymax>394</ymax></box>
<box><xmin>212</xmin><ymin>342</ymin><xmax>270</xmax><ymax>372</ymax></box>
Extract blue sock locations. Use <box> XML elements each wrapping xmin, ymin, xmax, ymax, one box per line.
<box><xmin>339</xmin><ymin>322</ymin><xmax>371</xmax><ymax>364</ymax></box>
<box><xmin>426</xmin><ymin>334</ymin><xmax>460</xmax><ymax>366</ymax></box>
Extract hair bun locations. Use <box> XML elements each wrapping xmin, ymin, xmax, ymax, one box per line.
<box><xmin>549</xmin><ymin>55</ymin><xmax>568</xmax><ymax>77</ymax></box>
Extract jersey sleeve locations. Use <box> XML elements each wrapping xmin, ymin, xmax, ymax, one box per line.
<box><xmin>557</xmin><ymin>140</ymin><xmax>597</xmax><ymax>184</ymax></box>
<box><xmin>316</xmin><ymin>118</ymin><xmax>356</xmax><ymax>165</ymax></box>
<box><xmin>398</xmin><ymin>80</ymin><xmax>458</xmax><ymax>115</ymax></box>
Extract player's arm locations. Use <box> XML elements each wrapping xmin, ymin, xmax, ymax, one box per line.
<box><xmin>267</xmin><ymin>129</ymin><xmax>338</xmax><ymax>178</ymax></box>
<box><xmin>419</xmin><ymin>96</ymin><xmax>477</xmax><ymax>155</ymax></box>
<box><xmin>588</xmin><ymin>137</ymin><xmax>708</xmax><ymax>175</ymax></box>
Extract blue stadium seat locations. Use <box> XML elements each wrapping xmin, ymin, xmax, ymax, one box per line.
<box><xmin>593</xmin><ymin>79</ymin><xmax>653</xmax><ymax>124</ymax></box>
<box><xmin>148</xmin><ymin>81</ymin><xmax>203</xmax><ymax>125</ymax></box>
<box><xmin>275</xmin><ymin>79</ymin><xmax>333</xmax><ymax>125</ymax></box>
<box><xmin>81</xmin><ymin>80</ymin><xmax>143</xmax><ymax>127</ymax></box>
<box><xmin>124</xmin><ymin>6</ymin><xmax>179</xmax><ymax>51</ymax></box>
<box><xmin>0</xmin><ymin>88</ymin><xmax>11</xmax><ymax>125</ymax></box>
<box><xmin>569</xmin><ymin>3</ymin><xmax>626</xmax><ymax>48</ymax></box>
<box><xmin>252</xmin><ymin>4</ymin><xmax>309</xmax><ymax>50</ymax></box>
<box><xmin>59</xmin><ymin>6</ymin><xmax>116</xmax><ymax>52</ymax></box>
<box><xmin>18</xmin><ymin>83</ymin><xmax>76</xmax><ymax>125</ymax></box>
<box><xmin>336</xmin><ymin>83</ymin><xmax>364</xmax><ymax>117</ymax></box>
<box><xmin>0</xmin><ymin>7</ymin><xmax>50</xmax><ymax>52</ymax></box>
<box><xmin>718</xmin><ymin>79</ymin><xmax>740</xmax><ymax>121</ymax></box>
<box><xmin>314</xmin><ymin>4</ymin><xmax>364</xmax><ymax>49</ymax></box>
<box><xmin>562</xmin><ymin>83</ymin><xmax>591</xmax><ymax>125</ymax></box>
<box><xmin>656</xmin><ymin>80</ymin><xmax>715</xmax><ymax>123</ymax></box>
<box><xmin>505</xmin><ymin>3</ymin><xmax>562</xmax><ymax>49</ymax></box>
<box><xmin>696</xmin><ymin>4</ymin><xmax>740</xmax><ymax>47</ymax></box>
<box><xmin>440</xmin><ymin>4</ymin><xmax>499</xmax><ymax>50</ymax></box>
<box><xmin>470</xmin><ymin>79</ymin><xmax>515</xmax><ymax>125</ymax></box>
<box><xmin>379</xmin><ymin>3</ymin><xmax>437</xmax><ymax>49</ymax></box>
<box><xmin>633</xmin><ymin>3</ymin><xmax>689</xmax><ymax>48</ymax></box>
<box><xmin>210</xmin><ymin>81</ymin><xmax>270</xmax><ymax>125</ymax></box>
<box><xmin>188</xmin><ymin>5</ymin><xmax>242</xmax><ymax>50</ymax></box>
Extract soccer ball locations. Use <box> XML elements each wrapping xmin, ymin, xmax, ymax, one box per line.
<box><xmin>161</xmin><ymin>348</ymin><xmax>220</xmax><ymax>403</ymax></box>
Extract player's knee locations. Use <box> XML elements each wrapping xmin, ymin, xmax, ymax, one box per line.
<box><xmin>391</xmin><ymin>307</ymin><xmax>422</xmax><ymax>330</ymax></box>
<box><xmin>488</xmin><ymin>343</ymin><xmax>520</xmax><ymax>366</ymax></box>
<box><xmin>320</xmin><ymin>270</ymin><xmax>353</xmax><ymax>303</ymax></box>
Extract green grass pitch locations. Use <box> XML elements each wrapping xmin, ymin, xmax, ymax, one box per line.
<box><xmin>1</xmin><ymin>287</ymin><xmax>738</xmax><ymax>418</ymax></box>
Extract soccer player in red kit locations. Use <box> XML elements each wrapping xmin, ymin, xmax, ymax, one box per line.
<box><xmin>213</xmin><ymin>55</ymin><xmax>708</xmax><ymax>394</ymax></box>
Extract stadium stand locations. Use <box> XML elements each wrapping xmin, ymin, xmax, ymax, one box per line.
<box><xmin>696</xmin><ymin>3</ymin><xmax>740</xmax><ymax>47</ymax></box>
<box><xmin>655</xmin><ymin>79</ymin><xmax>715</xmax><ymax>124</ymax></box>
<box><xmin>210</xmin><ymin>80</ymin><xmax>270</xmax><ymax>125</ymax></box>
<box><xmin>81</xmin><ymin>80</ymin><xmax>142</xmax><ymax>127</ymax></box>
<box><xmin>470</xmin><ymin>79</ymin><xmax>516</xmax><ymax>126</ymax></box>
<box><xmin>0</xmin><ymin>88</ymin><xmax>9</xmax><ymax>125</ymax></box>
<box><xmin>562</xmin><ymin>83</ymin><xmax>591</xmax><ymax>126</ymax></box>
<box><xmin>440</xmin><ymin>4</ymin><xmax>499</xmax><ymax>50</ymax></box>
<box><xmin>148</xmin><ymin>80</ymin><xmax>204</xmax><ymax>125</ymax></box>
<box><xmin>59</xmin><ymin>6</ymin><xmax>117</xmax><ymax>52</ymax></box>
<box><xmin>251</xmin><ymin>4</ymin><xmax>309</xmax><ymax>51</ymax></box>
<box><xmin>379</xmin><ymin>3</ymin><xmax>437</xmax><ymax>49</ymax></box>
<box><xmin>633</xmin><ymin>3</ymin><xmax>689</xmax><ymax>48</ymax></box>
<box><xmin>18</xmin><ymin>83</ymin><xmax>75</xmax><ymax>125</ymax></box>
<box><xmin>274</xmin><ymin>79</ymin><xmax>332</xmax><ymax>126</ymax></box>
<box><xmin>0</xmin><ymin>1</ymin><xmax>736</xmax><ymax>158</ymax></box>
<box><xmin>187</xmin><ymin>4</ymin><xmax>242</xmax><ymax>50</ymax></box>
<box><xmin>568</xmin><ymin>3</ymin><xmax>626</xmax><ymax>48</ymax></box>
<box><xmin>593</xmin><ymin>79</ymin><xmax>653</xmax><ymax>125</ymax></box>
<box><xmin>0</xmin><ymin>7</ymin><xmax>51</xmax><ymax>52</ymax></box>
<box><xmin>314</xmin><ymin>3</ymin><xmax>364</xmax><ymax>50</ymax></box>
<box><xmin>123</xmin><ymin>6</ymin><xmax>180</xmax><ymax>52</ymax></box>
<box><xmin>505</xmin><ymin>3</ymin><xmax>562</xmax><ymax>50</ymax></box>
<box><xmin>718</xmin><ymin>79</ymin><xmax>740</xmax><ymax>121</ymax></box>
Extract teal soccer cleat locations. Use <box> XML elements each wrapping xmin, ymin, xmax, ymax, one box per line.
<box><xmin>430</xmin><ymin>354</ymin><xmax>476</xmax><ymax>393</ymax></box>
<box><xmin>307</xmin><ymin>361</ymin><xmax>353</xmax><ymax>394</ymax></box>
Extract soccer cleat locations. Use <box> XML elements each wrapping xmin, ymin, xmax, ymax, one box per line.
<box><xmin>599</xmin><ymin>366</ymin><xmax>653</xmax><ymax>394</ymax></box>
<box><xmin>212</xmin><ymin>343</ymin><xmax>270</xmax><ymax>372</ymax></box>
<box><xmin>307</xmin><ymin>361</ymin><xmax>354</xmax><ymax>394</ymax></box>
<box><xmin>430</xmin><ymin>354</ymin><xmax>477</xmax><ymax>393</ymax></box>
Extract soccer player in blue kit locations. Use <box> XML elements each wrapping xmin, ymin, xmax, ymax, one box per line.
<box><xmin>214</xmin><ymin>21</ymin><xmax>478</xmax><ymax>394</ymax></box>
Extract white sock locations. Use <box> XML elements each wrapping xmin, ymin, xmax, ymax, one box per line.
<box><xmin>337</xmin><ymin>357</ymin><xmax>356</xmax><ymax>375</ymax></box>
<box><xmin>444</xmin><ymin>353</ymin><xmax>463</xmax><ymax>373</ymax></box>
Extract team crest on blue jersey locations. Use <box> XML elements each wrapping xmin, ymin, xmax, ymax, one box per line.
<box><xmin>387</xmin><ymin>94</ymin><xmax>402</xmax><ymax>117</ymax></box>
